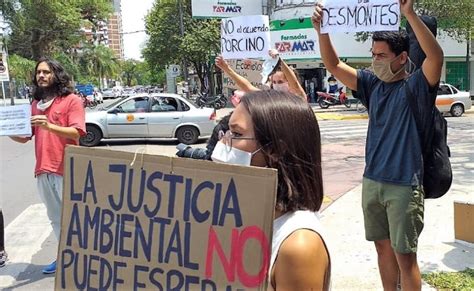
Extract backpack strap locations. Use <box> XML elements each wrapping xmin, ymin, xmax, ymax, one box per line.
<box><xmin>404</xmin><ymin>81</ymin><xmax>424</xmax><ymax>145</ymax></box>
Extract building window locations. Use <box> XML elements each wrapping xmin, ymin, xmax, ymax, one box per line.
<box><xmin>446</xmin><ymin>62</ymin><xmax>468</xmax><ymax>91</ymax></box>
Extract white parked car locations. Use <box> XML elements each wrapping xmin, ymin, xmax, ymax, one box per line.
<box><xmin>79</xmin><ymin>93</ymin><xmax>217</xmax><ymax>146</ymax></box>
<box><xmin>101</xmin><ymin>88</ymin><xmax>118</xmax><ymax>99</ymax></box>
<box><xmin>436</xmin><ymin>83</ymin><xmax>472</xmax><ymax>117</ymax></box>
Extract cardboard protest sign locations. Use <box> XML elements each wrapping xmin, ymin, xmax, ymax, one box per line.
<box><xmin>223</xmin><ymin>59</ymin><xmax>265</xmax><ymax>91</ymax></box>
<box><xmin>0</xmin><ymin>104</ymin><xmax>32</xmax><ymax>136</ymax></box>
<box><xmin>320</xmin><ymin>0</ymin><xmax>400</xmax><ymax>34</ymax></box>
<box><xmin>56</xmin><ymin>146</ymin><xmax>277</xmax><ymax>290</ymax></box>
<box><xmin>221</xmin><ymin>15</ymin><xmax>271</xmax><ymax>59</ymax></box>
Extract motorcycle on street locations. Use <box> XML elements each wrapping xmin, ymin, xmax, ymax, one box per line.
<box><xmin>81</xmin><ymin>93</ymin><xmax>98</xmax><ymax>109</ymax></box>
<box><xmin>195</xmin><ymin>92</ymin><xmax>227</xmax><ymax>109</ymax></box>
<box><xmin>317</xmin><ymin>87</ymin><xmax>351</xmax><ymax>109</ymax></box>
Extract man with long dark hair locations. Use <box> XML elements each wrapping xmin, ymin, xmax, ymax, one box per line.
<box><xmin>10</xmin><ymin>57</ymin><xmax>86</xmax><ymax>274</ymax></box>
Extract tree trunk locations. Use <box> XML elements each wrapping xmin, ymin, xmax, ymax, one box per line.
<box><xmin>31</xmin><ymin>30</ymin><xmax>44</xmax><ymax>60</ymax></box>
<box><xmin>192</xmin><ymin>61</ymin><xmax>205</xmax><ymax>92</ymax></box>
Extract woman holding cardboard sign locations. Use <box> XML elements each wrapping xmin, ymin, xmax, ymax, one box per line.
<box><xmin>215</xmin><ymin>50</ymin><xmax>307</xmax><ymax>101</ymax></box>
<box><xmin>211</xmin><ymin>90</ymin><xmax>330</xmax><ymax>290</ymax></box>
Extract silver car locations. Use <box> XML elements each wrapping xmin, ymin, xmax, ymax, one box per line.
<box><xmin>435</xmin><ymin>83</ymin><xmax>472</xmax><ymax>117</ymax></box>
<box><xmin>80</xmin><ymin>93</ymin><xmax>217</xmax><ymax>146</ymax></box>
<box><xmin>101</xmin><ymin>88</ymin><xmax>118</xmax><ymax>99</ymax></box>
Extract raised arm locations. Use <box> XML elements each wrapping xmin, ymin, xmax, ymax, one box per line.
<box><xmin>401</xmin><ymin>0</ymin><xmax>443</xmax><ymax>87</ymax></box>
<box><xmin>312</xmin><ymin>3</ymin><xmax>358</xmax><ymax>91</ymax></box>
<box><xmin>269</xmin><ymin>50</ymin><xmax>307</xmax><ymax>100</ymax></box>
<box><xmin>215</xmin><ymin>56</ymin><xmax>259</xmax><ymax>93</ymax></box>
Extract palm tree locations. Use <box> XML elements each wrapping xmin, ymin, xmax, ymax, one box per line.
<box><xmin>53</xmin><ymin>51</ymin><xmax>81</xmax><ymax>82</ymax></box>
<box><xmin>81</xmin><ymin>44</ymin><xmax>119</xmax><ymax>89</ymax></box>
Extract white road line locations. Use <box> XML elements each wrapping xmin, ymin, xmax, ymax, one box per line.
<box><xmin>320</xmin><ymin>125</ymin><xmax>368</xmax><ymax>130</ymax></box>
<box><xmin>0</xmin><ymin>204</ymin><xmax>52</xmax><ymax>288</ymax></box>
<box><xmin>320</xmin><ymin>128</ymin><xmax>368</xmax><ymax>135</ymax></box>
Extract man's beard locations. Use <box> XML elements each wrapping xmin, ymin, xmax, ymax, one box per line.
<box><xmin>34</xmin><ymin>85</ymin><xmax>58</xmax><ymax>101</ymax></box>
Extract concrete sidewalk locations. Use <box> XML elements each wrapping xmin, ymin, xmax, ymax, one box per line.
<box><xmin>321</xmin><ymin>182</ymin><xmax>474</xmax><ymax>290</ymax></box>
<box><xmin>1</xmin><ymin>98</ymin><xmax>31</xmax><ymax>106</ymax></box>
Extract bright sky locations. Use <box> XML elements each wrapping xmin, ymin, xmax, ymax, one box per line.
<box><xmin>121</xmin><ymin>0</ymin><xmax>155</xmax><ymax>60</ymax></box>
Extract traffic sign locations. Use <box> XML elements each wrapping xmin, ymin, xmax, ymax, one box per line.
<box><xmin>0</xmin><ymin>51</ymin><xmax>9</xmax><ymax>82</ymax></box>
<box><xmin>167</xmin><ymin>64</ymin><xmax>181</xmax><ymax>78</ymax></box>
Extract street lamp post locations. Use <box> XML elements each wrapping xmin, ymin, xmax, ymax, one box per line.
<box><xmin>178</xmin><ymin>0</ymin><xmax>190</xmax><ymax>98</ymax></box>
<box><xmin>0</xmin><ymin>24</ymin><xmax>11</xmax><ymax>106</ymax></box>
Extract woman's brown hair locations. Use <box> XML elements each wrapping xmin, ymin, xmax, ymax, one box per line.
<box><xmin>240</xmin><ymin>90</ymin><xmax>324</xmax><ymax>213</ymax></box>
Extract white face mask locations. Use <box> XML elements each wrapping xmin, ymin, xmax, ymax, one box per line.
<box><xmin>36</xmin><ymin>97</ymin><xmax>56</xmax><ymax>111</ymax></box>
<box><xmin>211</xmin><ymin>141</ymin><xmax>260</xmax><ymax>166</ymax></box>
<box><xmin>272</xmin><ymin>82</ymin><xmax>289</xmax><ymax>92</ymax></box>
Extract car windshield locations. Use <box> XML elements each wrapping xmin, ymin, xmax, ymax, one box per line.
<box><xmin>102</xmin><ymin>97</ymin><xmax>127</xmax><ymax>110</ymax></box>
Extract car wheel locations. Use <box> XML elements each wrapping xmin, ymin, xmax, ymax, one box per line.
<box><xmin>176</xmin><ymin>126</ymin><xmax>199</xmax><ymax>145</ymax></box>
<box><xmin>450</xmin><ymin>104</ymin><xmax>464</xmax><ymax>117</ymax></box>
<box><xmin>219</xmin><ymin>98</ymin><xmax>227</xmax><ymax>108</ymax></box>
<box><xmin>80</xmin><ymin>125</ymin><xmax>103</xmax><ymax>147</ymax></box>
<box><xmin>196</xmin><ymin>98</ymin><xmax>204</xmax><ymax>108</ymax></box>
<box><xmin>214</xmin><ymin>101</ymin><xmax>222</xmax><ymax>110</ymax></box>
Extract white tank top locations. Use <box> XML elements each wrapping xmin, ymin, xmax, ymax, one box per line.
<box><xmin>269</xmin><ymin>210</ymin><xmax>331</xmax><ymax>290</ymax></box>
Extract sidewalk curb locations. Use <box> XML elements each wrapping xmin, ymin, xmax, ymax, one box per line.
<box><xmin>322</xmin><ymin>182</ymin><xmax>474</xmax><ymax>290</ymax></box>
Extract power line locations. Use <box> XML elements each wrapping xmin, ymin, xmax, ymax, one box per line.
<box><xmin>121</xmin><ymin>30</ymin><xmax>146</xmax><ymax>35</ymax></box>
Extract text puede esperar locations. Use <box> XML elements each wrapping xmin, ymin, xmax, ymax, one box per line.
<box><xmin>60</xmin><ymin>157</ymin><xmax>270</xmax><ymax>290</ymax></box>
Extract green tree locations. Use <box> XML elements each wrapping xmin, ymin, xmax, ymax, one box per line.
<box><xmin>137</xmin><ymin>61</ymin><xmax>166</xmax><ymax>86</ymax></box>
<box><xmin>80</xmin><ymin>44</ymin><xmax>119</xmax><ymax>89</ymax></box>
<box><xmin>1</xmin><ymin>0</ymin><xmax>113</xmax><ymax>59</ymax></box>
<box><xmin>52</xmin><ymin>51</ymin><xmax>81</xmax><ymax>82</ymax></box>
<box><xmin>143</xmin><ymin>0</ymin><xmax>220</xmax><ymax>91</ymax></box>
<box><xmin>415</xmin><ymin>0</ymin><xmax>473</xmax><ymax>41</ymax></box>
<box><xmin>121</xmin><ymin>59</ymin><xmax>138</xmax><ymax>87</ymax></box>
<box><xmin>7</xmin><ymin>54</ymin><xmax>35</xmax><ymax>83</ymax></box>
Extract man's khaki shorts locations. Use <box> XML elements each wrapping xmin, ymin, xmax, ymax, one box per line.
<box><xmin>362</xmin><ymin>177</ymin><xmax>424</xmax><ymax>254</ymax></box>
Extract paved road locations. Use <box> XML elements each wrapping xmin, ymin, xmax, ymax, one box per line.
<box><xmin>0</xmin><ymin>111</ymin><xmax>472</xmax><ymax>290</ymax></box>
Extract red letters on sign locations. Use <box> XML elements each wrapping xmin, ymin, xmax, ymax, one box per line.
<box><xmin>205</xmin><ymin>226</ymin><xmax>270</xmax><ymax>288</ymax></box>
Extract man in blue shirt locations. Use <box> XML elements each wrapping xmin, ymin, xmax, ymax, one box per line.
<box><xmin>327</xmin><ymin>75</ymin><xmax>338</xmax><ymax>94</ymax></box>
<box><xmin>312</xmin><ymin>0</ymin><xmax>443</xmax><ymax>290</ymax></box>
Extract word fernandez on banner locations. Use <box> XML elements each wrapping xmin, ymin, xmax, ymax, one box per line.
<box><xmin>221</xmin><ymin>15</ymin><xmax>271</xmax><ymax>60</ymax></box>
<box><xmin>320</xmin><ymin>0</ymin><xmax>400</xmax><ymax>34</ymax></box>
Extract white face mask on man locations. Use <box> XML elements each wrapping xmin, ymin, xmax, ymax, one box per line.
<box><xmin>211</xmin><ymin>141</ymin><xmax>262</xmax><ymax>166</ymax></box>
